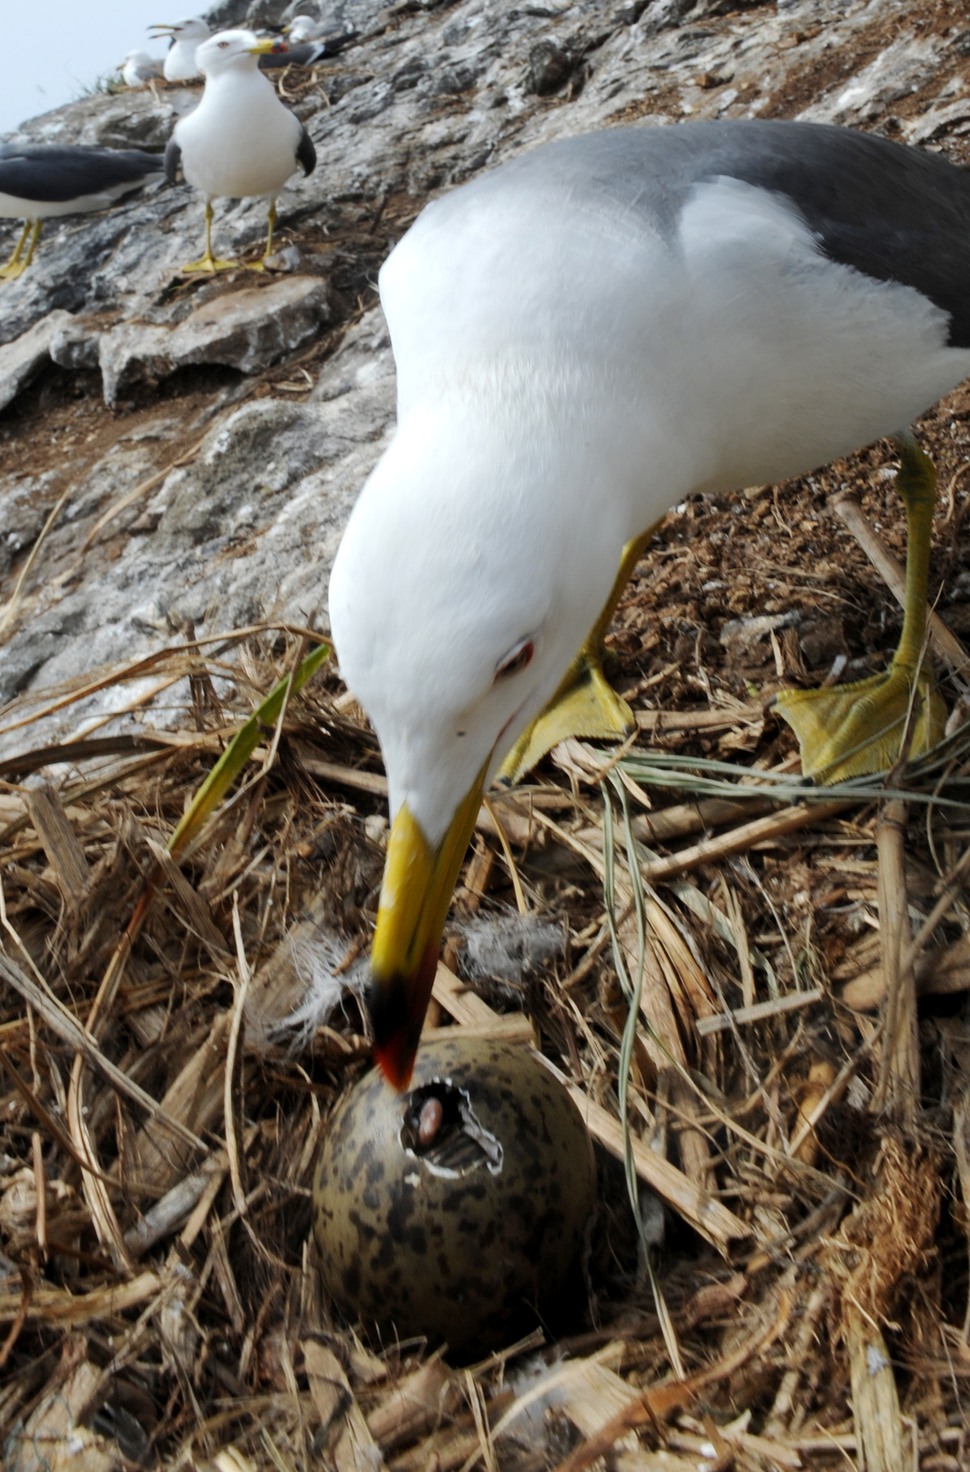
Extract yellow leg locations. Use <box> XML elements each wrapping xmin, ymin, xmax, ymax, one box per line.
<box><xmin>499</xmin><ymin>524</ymin><xmax>659</xmax><ymax>783</ymax></box>
<box><xmin>773</xmin><ymin>436</ymin><xmax>946</xmax><ymax>782</ymax></box>
<box><xmin>21</xmin><ymin>220</ymin><xmax>42</xmax><ymax>270</ymax></box>
<box><xmin>249</xmin><ymin>200</ymin><xmax>278</xmax><ymax>272</ymax></box>
<box><xmin>0</xmin><ymin>221</ymin><xmax>31</xmax><ymax>279</ymax></box>
<box><xmin>0</xmin><ymin>220</ymin><xmax>41</xmax><ymax>281</ymax></box>
<box><xmin>181</xmin><ymin>202</ymin><xmax>239</xmax><ymax>274</ymax></box>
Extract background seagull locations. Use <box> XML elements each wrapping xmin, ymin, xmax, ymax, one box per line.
<box><xmin>148</xmin><ymin>17</ymin><xmax>211</xmax><ymax>82</ymax></box>
<box><xmin>0</xmin><ymin>144</ymin><xmax>165</xmax><ymax>281</ymax></box>
<box><xmin>164</xmin><ymin>29</ymin><xmax>316</xmax><ymax>273</ymax></box>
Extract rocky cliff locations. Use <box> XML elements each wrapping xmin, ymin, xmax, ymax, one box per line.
<box><xmin>2</xmin><ymin>0</ymin><xmax>968</xmax><ymax>753</ymax></box>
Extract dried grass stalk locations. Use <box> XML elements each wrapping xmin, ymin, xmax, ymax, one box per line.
<box><xmin>305</xmin><ymin>1340</ymin><xmax>389</xmax><ymax>1471</ymax></box>
<box><xmin>873</xmin><ymin>800</ymin><xmax>919</xmax><ymax>1120</ymax></box>
<box><xmin>24</xmin><ymin>783</ymin><xmax>91</xmax><ymax>909</ymax></box>
<box><xmin>827</xmin><ymin>1134</ymin><xmax>942</xmax><ymax>1472</ymax></box>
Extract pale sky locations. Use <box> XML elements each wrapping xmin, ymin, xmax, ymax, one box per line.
<box><xmin>0</xmin><ymin>1</ymin><xmax>200</xmax><ymax>137</ymax></box>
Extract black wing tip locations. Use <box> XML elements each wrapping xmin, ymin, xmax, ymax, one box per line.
<box><xmin>163</xmin><ymin>137</ymin><xmax>183</xmax><ymax>186</ymax></box>
<box><xmin>297</xmin><ymin>127</ymin><xmax>317</xmax><ymax>178</ymax></box>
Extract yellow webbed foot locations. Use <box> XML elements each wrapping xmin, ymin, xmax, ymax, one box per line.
<box><xmin>499</xmin><ymin>529</ymin><xmax>660</xmax><ymax>784</ymax></box>
<box><xmin>775</xmin><ymin>436</ymin><xmax>946</xmax><ymax>783</ymax></box>
<box><xmin>0</xmin><ymin>221</ymin><xmax>39</xmax><ymax>280</ymax></box>
<box><xmin>180</xmin><ymin>253</ymin><xmax>241</xmax><ymax>273</ymax></box>
<box><xmin>772</xmin><ymin>664</ymin><xmax>945</xmax><ymax>783</ymax></box>
<box><xmin>499</xmin><ymin>651</ymin><xmax>635</xmax><ymax>784</ymax></box>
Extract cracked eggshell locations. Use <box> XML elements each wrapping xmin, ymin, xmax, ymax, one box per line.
<box><xmin>313</xmin><ymin>1036</ymin><xmax>596</xmax><ymax>1356</ymax></box>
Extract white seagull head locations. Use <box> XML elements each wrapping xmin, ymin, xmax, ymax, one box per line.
<box><xmin>194</xmin><ymin>29</ymin><xmax>281</xmax><ymax>78</ymax></box>
<box><xmin>150</xmin><ymin>16</ymin><xmax>210</xmax><ymax>41</ymax></box>
<box><xmin>329</xmin><ymin>390</ymin><xmax>627</xmax><ymax>1085</ymax></box>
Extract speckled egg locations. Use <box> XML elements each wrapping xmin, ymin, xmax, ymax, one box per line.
<box><xmin>313</xmin><ymin>1036</ymin><xmax>596</xmax><ymax>1356</ymax></box>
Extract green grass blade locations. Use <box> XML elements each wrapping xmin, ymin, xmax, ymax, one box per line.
<box><xmin>168</xmin><ymin>642</ymin><xmax>329</xmax><ymax>860</ymax></box>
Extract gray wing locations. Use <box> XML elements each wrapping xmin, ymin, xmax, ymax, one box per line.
<box><xmin>258</xmin><ymin>30</ymin><xmax>357</xmax><ymax>68</ymax></box>
<box><xmin>682</xmin><ymin>121</ymin><xmax>970</xmax><ymax>349</ymax></box>
<box><xmin>466</xmin><ymin>120</ymin><xmax>970</xmax><ymax>348</ymax></box>
<box><xmin>0</xmin><ymin>145</ymin><xmax>164</xmax><ymax>202</ymax></box>
<box><xmin>296</xmin><ymin>126</ymin><xmax>316</xmax><ymax>178</ymax></box>
<box><xmin>260</xmin><ymin>43</ymin><xmax>318</xmax><ymax>68</ymax></box>
<box><xmin>164</xmin><ymin>137</ymin><xmax>183</xmax><ymax>187</ymax></box>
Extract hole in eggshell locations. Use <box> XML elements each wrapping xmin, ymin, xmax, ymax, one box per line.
<box><xmin>400</xmin><ymin>1079</ymin><xmax>504</xmax><ymax>1178</ymax></box>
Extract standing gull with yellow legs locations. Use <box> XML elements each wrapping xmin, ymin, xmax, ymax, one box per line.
<box><xmin>164</xmin><ymin>30</ymin><xmax>316</xmax><ymax>273</ymax></box>
<box><xmin>0</xmin><ymin>145</ymin><xmax>165</xmax><ymax>282</ymax></box>
<box><xmin>328</xmin><ymin>119</ymin><xmax>970</xmax><ymax>1089</ymax></box>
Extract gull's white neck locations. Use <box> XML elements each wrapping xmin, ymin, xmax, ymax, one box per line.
<box><xmin>201</xmin><ymin>65</ymin><xmax>273</xmax><ymax>101</ymax></box>
<box><xmin>397</xmin><ymin>359</ymin><xmax>707</xmax><ymax>550</ymax></box>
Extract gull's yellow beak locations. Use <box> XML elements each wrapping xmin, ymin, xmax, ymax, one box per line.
<box><xmin>370</xmin><ymin>769</ymin><xmax>487</xmax><ymax>1089</ymax></box>
<box><xmin>248</xmin><ymin>38</ymin><xmax>287</xmax><ymax>56</ymax></box>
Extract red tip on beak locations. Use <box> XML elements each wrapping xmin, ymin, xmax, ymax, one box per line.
<box><xmin>372</xmin><ymin>1038</ymin><xmax>414</xmax><ymax>1093</ymax></box>
<box><xmin>370</xmin><ymin>937</ymin><xmax>439</xmax><ymax>1091</ymax></box>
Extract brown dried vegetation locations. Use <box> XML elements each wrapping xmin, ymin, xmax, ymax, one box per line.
<box><xmin>1</xmin><ymin>394</ymin><xmax>970</xmax><ymax>1469</ymax></box>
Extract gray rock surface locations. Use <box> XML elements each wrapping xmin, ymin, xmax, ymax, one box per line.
<box><xmin>0</xmin><ymin>311</ymin><xmax>77</xmax><ymax>413</ymax></box>
<box><xmin>1</xmin><ymin>0</ymin><xmax>968</xmax><ymax>756</ymax></box>
<box><xmin>86</xmin><ymin>275</ymin><xmax>335</xmax><ymax>405</ymax></box>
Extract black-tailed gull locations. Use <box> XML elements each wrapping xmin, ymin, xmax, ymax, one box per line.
<box><xmin>119</xmin><ymin>51</ymin><xmax>164</xmax><ymax>89</ymax></box>
<box><xmin>149</xmin><ymin>17</ymin><xmax>210</xmax><ymax>82</ymax></box>
<box><xmin>164</xmin><ymin>29</ymin><xmax>316</xmax><ymax>272</ymax></box>
<box><xmin>0</xmin><ymin>145</ymin><xmax>165</xmax><ymax>281</ymax></box>
<box><xmin>328</xmin><ymin>118</ymin><xmax>970</xmax><ymax>1086</ymax></box>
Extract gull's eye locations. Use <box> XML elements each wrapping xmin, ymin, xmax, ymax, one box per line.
<box><xmin>494</xmin><ymin>638</ymin><xmax>534</xmax><ymax>682</ymax></box>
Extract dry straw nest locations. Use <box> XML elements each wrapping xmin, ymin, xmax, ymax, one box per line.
<box><xmin>2</xmin><ymin>422</ymin><xmax>970</xmax><ymax>1470</ymax></box>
